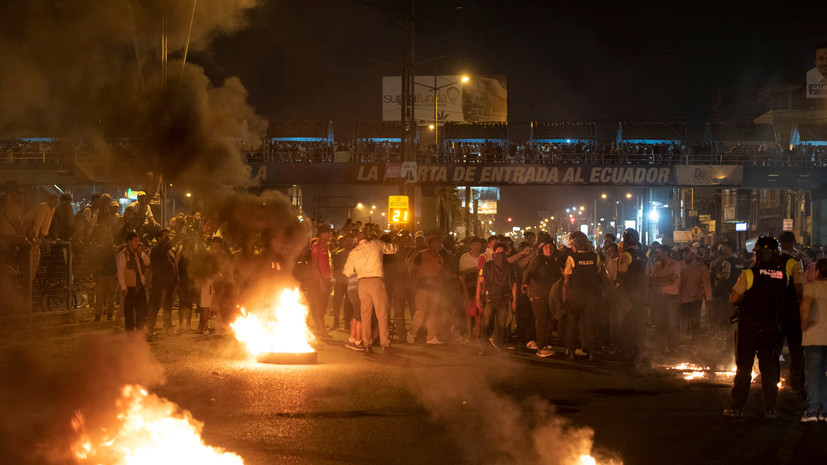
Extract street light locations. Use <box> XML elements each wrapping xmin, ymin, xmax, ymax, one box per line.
<box><xmin>416</xmin><ymin>75</ymin><xmax>469</xmax><ymax>155</ymax></box>
<box><xmin>601</xmin><ymin>193</ymin><xmax>607</xmax><ymax>199</ymax></box>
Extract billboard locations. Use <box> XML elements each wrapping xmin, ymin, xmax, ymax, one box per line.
<box><xmin>383</xmin><ymin>75</ymin><xmax>507</xmax><ymax>122</ymax></box>
<box><xmin>806</xmin><ymin>43</ymin><xmax>827</xmax><ymax>98</ymax></box>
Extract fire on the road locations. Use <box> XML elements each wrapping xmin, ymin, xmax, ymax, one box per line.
<box><xmin>665</xmin><ymin>362</ymin><xmax>774</xmax><ymax>386</ymax></box>
<box><xmin>230</xmin><ymin>287</ymin><xmax>316</xmax><ymax>357</ymax></box>
<box><xmin>72</xmin><ymin>384</ymin><xmax>244</xmax><ymax>465</ymax></box>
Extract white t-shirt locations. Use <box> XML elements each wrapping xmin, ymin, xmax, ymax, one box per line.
<box><xmin>459</xmin><ymin>252</ymin><xmax>480</xmax><ymax>275</ymax></box>
<box><xmin>803</xmin><ymin>280</ymin><xmax>827</xmax><ymax>346</ymax></box>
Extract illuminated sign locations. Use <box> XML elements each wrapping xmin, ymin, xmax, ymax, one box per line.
<box><xmin>388</xmin><ymin>195</ymin><xmax>409</xmax><ymax>224</ymax></box>
<box><xmin>735</xmin><ymin>222</ymin><xmax>747</xmax><ymax>231</ymax></box>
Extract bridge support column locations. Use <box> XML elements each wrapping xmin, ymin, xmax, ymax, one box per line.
<box><xmin>420</xmin><ymin>184</ymin><xmax>437</xmax><ymax>233</ymax></box>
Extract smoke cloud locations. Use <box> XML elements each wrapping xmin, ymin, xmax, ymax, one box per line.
<box><xmin>0</xmin><ymin>334</ymin><xmax>164</xmax><ymax>464</ymax></box>
<box><xmin>0</xmin><ymin>0</ymin><xmax>264</xmax><ymax>190</ymax></box>
<box><xmin>412</xmin><ymin>370</ymin><xmax>621</xmax><ymax>465</ymax></box>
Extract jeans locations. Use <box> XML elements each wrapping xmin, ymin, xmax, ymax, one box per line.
<box><xmin>531</xmin><ymin>297</ymin><xmax>552</xmax><ymax>349</ymax></box>
<box><xmin>412</xmin><ymin>288</ymin><xmax>442</xmax><ymax>340</ymax></box>
<box><xmin>147</xmin><ymin>283</ymin><xmax>176</xmax><ymax>333</ymax></box>
<box><xmin>565</xmin><ymin>292</ymin><xmax>598</xmax><ymax>352</ymax></box>
<box><xmin>731</xmin><ymin>319</ymin><xmax>779</xmax><ymax>411</ymax></box>
<box><xmin>94</xmin><ymin>274</ymin><xmax>117</xmax><ymax>318</ymax></box>
<box><xmin>331</xmin><ymin>281</ymin><xmax>348</xmax><ymax>327</ymax></box>
<box><xmin>653</xmin><ymin>293</ymin><xmax>679</xmax><ymax>352</ymax></box>
<box><xmin>481</xmin><ymin>298</ymin><xmax>510</xmax><ymax>349</ymax></box>
<box><xmin>123</xmin><ymin>286</ymin><xmax>146</xmax><ymax>331</ymax></box>
<box><xmin>804</xmin><ymin>345</ymin><xmax>827</xmax><ymax>413</ymax></box>
<box><xmin>680</xmin><ymin>300</ymin><xmax>702</xmax><ymax>339</ymax></box>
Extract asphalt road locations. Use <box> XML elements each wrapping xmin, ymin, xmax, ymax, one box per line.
<box><xmin>1</xmin><ymin>324</ymin><xmax>824</xmax><ymax>465</ymax></box>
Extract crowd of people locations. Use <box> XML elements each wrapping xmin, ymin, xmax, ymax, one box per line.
<box><xmin>3</xmin><ymin>184</ymin><xmax>827</xmax><ymax>421</ymax></box>
<box><xmin>4</xmin><ymin>136</ymin><xmax>827</xmax><ymax>167</ymax></box>
<box><xmin>301</xmin><ymin>222</ymin><xmax>827</xmax><ymax>422</ymax></box>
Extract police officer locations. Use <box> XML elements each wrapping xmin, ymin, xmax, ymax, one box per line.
<box><xmin>616</xmin><ymin>228</ymin><xmax>648</xmax><ymax>359</ymax></box>
<box><xmin>777</xmin><ymin>231</ymin><xmax>805</xmax><ymax>397</ymax></box>
<box><xmin>562</xmin><ymin>231</ymin><xmax>600</xmax><ymax>360</ymax></box>
<box><xmin>724</xmin><ymin>236</ymin><xmax>787</xmax><ymax>419</ymax></box>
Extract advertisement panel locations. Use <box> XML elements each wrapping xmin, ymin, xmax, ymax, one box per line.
<box><xmin>674</xmin><ymin>165</ymin><xmax>743</xmax><ymax>186</ymax></box>
<box><xmin>806</xmin><ymin>43</ymin><xmax>827</xmax><ymax>98</ymax></box>
<box><xmin>382</xmin><ymin>75</ymin><xmax>507</xmax><ymax>122</ymax></box>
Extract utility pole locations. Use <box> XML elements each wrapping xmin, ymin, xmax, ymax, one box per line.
<box><xmin>401</xmin><ymin>0</ymin><xmax>416</xmax><ymax>230</ymax></box>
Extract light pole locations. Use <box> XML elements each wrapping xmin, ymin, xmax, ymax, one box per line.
<box><xmin>416</xmin><ymin>75</ymin><xmax>469</xmax><ymax>157</ymax></box>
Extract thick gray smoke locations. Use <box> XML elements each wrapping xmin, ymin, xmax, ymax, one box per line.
<box><xmin>0</xmin><ymin>334</ymin><xmax>164</xmax><ymax>464</ymax></box>
<box><xmin>0</xmin><ymin>0</ymin><xmax>263</xmax><ymax>190</ymax></box>
<box><xmin>412</xmin><ymin>370</ymin><xmax>621</xmax><ymax>465</ymax></box>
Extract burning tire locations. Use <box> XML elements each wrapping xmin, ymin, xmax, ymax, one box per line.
<box><xmin>256</xmin><ymin>351</ymin><xmax>318</xmax><ymax>365</ymax></box>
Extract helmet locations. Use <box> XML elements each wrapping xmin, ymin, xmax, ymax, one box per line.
<box><xmin>753</xmin><ymin>235</ymin><xmax>780</xmax><ymax>263</ymax></box>
<box><xmin>570</xmin><ymin>231</ymin><xmax>590</xmax><ymax>250</ymax></box>
<box><xmin>622</xmin><ymin>228</ymin><xmax>639</xmax><ymax>245</ymax></box>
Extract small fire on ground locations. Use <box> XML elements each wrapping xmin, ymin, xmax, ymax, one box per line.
<box><xmin>665</xmin><ymin>362</ymin><xmax>784</xmax><ymax>388</ymax></box>
<box><xmin>72</xmin><ymin>384</ymin><xmax>244</xmax><ymax>464</ymax></box>
<box><xmin>231</xmin><ymin>287</ymin><xmax>316</xmax><ymax>357</ymax></box>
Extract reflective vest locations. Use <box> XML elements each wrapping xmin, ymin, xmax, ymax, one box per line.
<box><xmin>569</xmin><ymin>251</ymin><xmax>599</xmax><ymax>296</ymax></box>
<box><xmin>740</xmin><ymin>264</ymin><xmax>788</xmax><ymax>323</ymax></box>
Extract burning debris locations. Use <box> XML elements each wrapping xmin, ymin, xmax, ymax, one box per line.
<box><xmin>72</xmin><ymin>384</ymin><xmax>244</xmax><ymax>465</ymax></box>
<box><xmin>663</xmin><ymin>361</ymin><xmax>768</xmax><ymax>385</ymax></box>
<box><xmin>230</xmin><ymin>287</ymin><xmax>318</xmax><ymax>364</ymax></box>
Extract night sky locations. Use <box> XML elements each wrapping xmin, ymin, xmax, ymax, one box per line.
<box><xmin>199</xmin><ymin>0</ymin><xmax>826</xmax><ymax>132</ymax></box>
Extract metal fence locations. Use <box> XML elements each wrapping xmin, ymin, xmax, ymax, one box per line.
<box><xmin>0</xmin><ymin>240</ymin><xmax>98</xmax><ymax>316</ymax></box>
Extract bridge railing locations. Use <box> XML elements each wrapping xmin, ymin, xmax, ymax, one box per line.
<box><xmin>2</xmin><ymin>147</ymin><xmax>826</xmax><ymax>168</ymax></box>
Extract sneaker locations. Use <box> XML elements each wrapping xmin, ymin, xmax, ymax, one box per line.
<box><xmin>819</xmin><ymin>411</ymin><xmax>827</xmax><ymax>422</ymax></box>
<box><xmin>526</xmin><ymin>340</ymin><xmax>539</xmax><ymax>350</ymax></box>
<box><xmin>426</xmin><ymin>338</ymin><xmax>445</xmax><ymax>345</ymax></box>
<box><xmin>348</xmin><ymin>337</ymin><xmax>356</xmax><ymax>344</ymax></box>
<box><xmin>504</xmin><ymin>342</ymin><xmax>516</xmax><ymax>350</ymax></box>
<box><xmin>722</xmin><ymin>408</ymin><xmax>743</xmax><ymax>418</ymax></box>
<box><xmin>764</xmin><ymin>410</ymin><xmax>778</xmax><ymax>420</ymax></box>
<box><xmin>801</xmin><ymin>410</ymin><xmax>819</xmax><ymax>423</ymax></box>
<box><xmin>536</xmin><ymin>348</ymin><xmax>555</xmax><ymax>358</ymax></box>
<box><xmin>574</xmin><ymin>348</ymin><xmax>587</xmax><ymax>356</ymax></box>
<box><xmin>406</xmin><ymin>332</ymin><xmax>415</xmax><ymax>344</ymax></box>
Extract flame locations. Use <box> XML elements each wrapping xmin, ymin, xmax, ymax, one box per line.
<box><xmin>230</xmin><ymin>287</ymin><xmax>315</xmax><ymax>356</ymax></box>
<box><xmin>72</xmin><ymin>384</ymin><xmax>244</xmax><ymax>464</ymax></box>
<box><xmin>579</xmin><ymin>455</ymin><xmax>597</xmax><ymax>465</ymax></box>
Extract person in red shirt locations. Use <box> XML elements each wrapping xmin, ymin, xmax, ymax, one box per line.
<box><xmin>308</xmin><ymin>227</ymin><xmax>333</xmax><ymax>338</ymax></box>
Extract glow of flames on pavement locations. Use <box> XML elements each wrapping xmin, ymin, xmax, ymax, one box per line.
<box><xmin>72</xmin><ymin>384</ymin><xmax>244</xmax><ymax>465</ymax></box>
<box><xmin>667</xmin><ymin>363</ymin><xmax>760</xmax><ymax>383</ymax></box>
<box><xmin>230</xmin><ymin>287</ymin><xmax>316</xmax><ymax>356</ymax></box>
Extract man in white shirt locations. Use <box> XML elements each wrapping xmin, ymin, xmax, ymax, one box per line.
<box><xmin>343</xmin><ymin>231</ymin><xmax>398</xmax><ymax>352</ymax></box>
